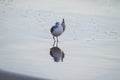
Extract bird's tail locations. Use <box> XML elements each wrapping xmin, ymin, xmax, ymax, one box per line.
<box><xmin>62</xmin><ymin>18</ymin><xmax>66</xmax><ymax>32</ymax></box>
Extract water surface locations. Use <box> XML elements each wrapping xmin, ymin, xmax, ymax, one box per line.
<box><xmin>0</xmin><ymin>0</ymin><xmax>120</xmax><ymax>80</ymax></box>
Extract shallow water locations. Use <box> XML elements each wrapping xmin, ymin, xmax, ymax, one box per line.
<box><xmin>0</xmin><ymin>2</ymin><xmax>120</xmax><ymax>80</ymax></box>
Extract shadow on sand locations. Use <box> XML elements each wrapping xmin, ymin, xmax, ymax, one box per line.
<box><xmin>0</xmin><ymin>70</ymin><xmax>50</xmax><ymax>80</ymax></box>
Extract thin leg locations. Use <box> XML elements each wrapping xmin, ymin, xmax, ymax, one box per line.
<box><xmin>53</xmin><ymin>41</ymin><xmax>55</xmax><ymax>47</ymax></box>
<box><xmin>57</xmin><ymin>37</ymin><xmax>59</xmax><ymax>42</ymax></box>
<box><xmin>53</xmin><ymin>36</ymin><xmax>55</xmax><ymax>42</ymax></box>
<box><xmin>56</xmin><ymin>37</ymin><xmax>58</xmax><ymax>46</ymax></box>
<box><xmin>53</xmin><ymin>36</ymin><xmax>55</xmax><ymax>46</ymax></box>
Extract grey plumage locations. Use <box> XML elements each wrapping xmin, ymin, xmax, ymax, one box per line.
<box><xmin>50</xmin><ymin>18</ymin><xmax>66</xmax><ymax>45</ymax></box>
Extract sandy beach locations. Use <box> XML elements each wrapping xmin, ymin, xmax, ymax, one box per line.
<box><xmin>0</xmin><ymin>0</ymin><xmax>120</xmax><ymax>80</ymax></box>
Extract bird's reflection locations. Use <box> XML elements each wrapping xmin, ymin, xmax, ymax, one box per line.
<box><xmin>50</xmin><ymin>43</ymin><xmax>65</xmax><ymax>62</ymax></box>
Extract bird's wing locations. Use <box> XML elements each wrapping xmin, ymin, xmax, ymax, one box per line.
<box><xmin>61</xmin><ymin>19</ymin><xmax>66</xmax><ymax>32</ymax></box>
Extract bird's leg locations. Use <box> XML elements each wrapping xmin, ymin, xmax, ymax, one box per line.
<box><xmin>53</xmin><ymin>36</ymin><xmax>56</xmax><ymax>46</ymax></box>
<box><xmin>56</xmin><ymin>37</ymin><xmax>59</xmax><ymax>46</ymax></box>
<box><xmin>53</xmin><ymin>41</ymin><xmax>55</xmax><ymax>47</ymax></box>
<box><xmin>53</xmin><ymin>36</ymin><xmax>55</xmax><ymax>42</ymax></box>
<box><xmin>56</xmin><ymin>37</ymin><xmax>58</xmax><ymax>42</ymax></box>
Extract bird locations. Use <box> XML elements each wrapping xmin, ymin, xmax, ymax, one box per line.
<box><xmin>50</xmin><ymin>18</ymin><xmax>66</xmax><ymax>45</ymax></box>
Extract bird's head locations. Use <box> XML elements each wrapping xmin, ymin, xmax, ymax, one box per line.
<box><xmin>55</xmin><ymin>22</ymin><xmax>60</xmax><ymax>26</ymax></box>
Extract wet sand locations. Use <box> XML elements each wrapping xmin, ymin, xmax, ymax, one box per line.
<box><xmin>0</xmin><ymin>1</ymin><xmax>120</xmax><ymax>80</ymax></box>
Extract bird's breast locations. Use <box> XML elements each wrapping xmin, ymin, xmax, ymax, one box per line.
<box><xmin>52</xmin><ymin>26</ymin><xmax>63</xmax><ymax>36</ymax></box>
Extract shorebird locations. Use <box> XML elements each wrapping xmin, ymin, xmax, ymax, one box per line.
<box><xmin>50</xmin><ymin>19</ymin><xmax>66</xmax><ymax>44</ymax></box>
